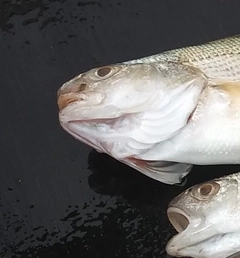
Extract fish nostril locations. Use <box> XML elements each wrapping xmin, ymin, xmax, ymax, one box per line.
<box><xmin>79</xmin><ymin>83</ymin><xmax>87</xmax><ymax>91</ymax></box>
<box><xmin>57</xmin><ymin>81</ymin><xmax>87</xmax><ymax>97</ymax></box>
<box><xmin>167</xmin><ymin>208</ymin><xmax>190</xmax><ymax>233</ymax></box>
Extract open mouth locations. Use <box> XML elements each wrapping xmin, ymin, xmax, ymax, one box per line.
<box><xmin>166</xmin><ymin>206</ymin><xmax>232</xmax><ymax>257</ymax></box>
<box><xmin>167</xmin><ymin>206</ymin><xmax>190</xmax><ymax>233</ymax></box>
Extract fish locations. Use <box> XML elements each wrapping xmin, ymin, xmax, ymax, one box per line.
<box><xmin>57</xmin><ymin>35</ymin><xmax>240</xmax><ymax>185</ymax></box>
<box><xmin>166</xmin><ymin>171</ymin><xmax>240</xmax><ymax>258</ymax></box>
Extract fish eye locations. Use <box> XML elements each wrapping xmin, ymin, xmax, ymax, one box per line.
<box><xmin>90</xmin><ymin>66</ymin><xmax>121</xmax><ymax>81</ymax></box>
<box><xmin>191</xmin><ymin>181</ymin><xmax>220</xmax><ymax>200</ymax></box>
<box><xmin>97</xmin><ymin>67</ymin><xmax>111</xmax><ymax>77</ymax></box>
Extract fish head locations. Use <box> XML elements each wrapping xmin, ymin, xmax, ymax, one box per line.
<box><xmin>58</xmin><ymin>63</ymin><xmax>165</xmax><ymax>117</ymax></box>
<box><xmin>57</xmin><ymin>62</ymin><xmax>205</xmax><ymax>160</ymax></box>
<box><xmin>166</xmin><ymin>174</ymin><xmax>240</xmax><ymax>258</ymax></box>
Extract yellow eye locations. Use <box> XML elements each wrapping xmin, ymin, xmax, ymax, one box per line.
<box><xmin>191</xmin><ymin>181</ymin><xmax>220</xmax><ymax>200</ymax></box>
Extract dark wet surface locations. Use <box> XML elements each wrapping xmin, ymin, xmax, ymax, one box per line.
<box><xmin>1</xmin><ymin>0</ymin><xmax>240</xmax><ymax>257</ymax></box>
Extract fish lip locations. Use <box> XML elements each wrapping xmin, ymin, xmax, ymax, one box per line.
<box><xmin>167</xmin><ymin>206</ymin><xmax>191</xmax><ymax>233</ymax></box>
<box><xmin>67</xmin><ymin>118</ymin><xmax>116</xmax><ymax>124</ymax></box>
<box><xmin>57</xmin><ymin>97</ymin><xmax>84</xmax><ymax>112</ymax></box>
<box><xmin>60</xmin><ymin>118</ymin><xmax>119</xmax><ymax>129</ymax></box>
<box><xmin>166</xmin><ymin>229</ymin><xmax>224</xmax><ymax>257</ymax></box>
<box><xmin>59</xmin><ymin>109</ymin><xmax>128</xmax><ymax>125</ymax></box>
<box><xmin>166</xmin><ymin>206</ymin><xmax>202</xmax><ymax>255</ymax></box>
<box><xmin>58</xmin><ymin>105</ymin><xmax>122</xmax><ymax>124</ymax></box>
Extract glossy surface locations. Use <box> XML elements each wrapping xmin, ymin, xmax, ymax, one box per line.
<box><xmin>1</xmin><ymin>0</ymin><xmax>240</xmax><ymax>257</ymax></box>
<box><xmin>167</xmin><ymin>172</ymin><xmax>240</xmax><ymax>258</ymax></box>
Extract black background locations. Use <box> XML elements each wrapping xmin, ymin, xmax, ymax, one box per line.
<box><xmin>1</xmin><ymin>0</ymin><xmax>240</xmax><ymax>257</ymax></box>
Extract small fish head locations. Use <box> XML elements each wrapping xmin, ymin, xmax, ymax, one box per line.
<box><xmin>57</xmin><ymin>63</ymin><xmax>164</xmax><ymax>155</ymax></box>
<box><xmin>166</xmin><ymin>174</ymin><xmax>240</xmax><ymax>258</ymax></box>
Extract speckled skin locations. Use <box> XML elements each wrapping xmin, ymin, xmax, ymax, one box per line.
<box><xmin>125</xmin><ymin>35</ymin><xmax>240</xmax><ymax>84</ymax></box>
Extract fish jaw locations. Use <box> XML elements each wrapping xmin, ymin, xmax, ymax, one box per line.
<box><xmin>59</xmin><ymin>114</ymin><xmax>148</xmax><ymax>155</ymax></box>
<box><xmin>166</xmin><ymin>212</ymin><xmax>240</xmax><ymax>258</ymax></box>
<box><xmin>166</xmin><ymin>173</ymin><xmax>240</xmax><ymax>258</ymax></box>
<box><xmin>167</xmin><ymin>231</ymin><xmax>240</xmax><ymax>258</ymax></box>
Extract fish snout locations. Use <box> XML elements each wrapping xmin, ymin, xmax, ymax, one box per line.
<box><xmin>57</xmin><ymin>93</ymin><xmax>83</xmax><ymax>110</ymax></box>
<box><xmin>57</xmin><ymin>77</ymin><xmax>87</xmax><ymax>97</ymax></box>
<box><xmin>57</xmin><ymin>77</ymin><xmax>88</xmax><ymax>110</ymax></box>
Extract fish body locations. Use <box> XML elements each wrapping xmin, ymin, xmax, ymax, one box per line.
<box><xmin>58</xmin><ymin>35</ymin><xmax>240</xmax><ymax>185</ymax></box>
<box><xmin>166</xmin><ymin>171</ymin><xmax>240</xmax><ymax>258</ymax></box>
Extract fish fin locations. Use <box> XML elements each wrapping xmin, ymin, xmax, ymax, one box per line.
<box><xmin>215</xmin><ymin>81</ymin><xmax>240</xmax><ymax>96</ymax></box>
<box><xmin>122</xmin><ymin>158</ymin><xmax>192</xmax><ymax>185</ymax></box>
<box><xmin>175</xmin><ymin>176</ymin><xmax>188</xmax><ymax>186</ymax></box>
<box><xmin>212</xmin><ymin>81</ymin><xmax>240</xmax><ymax>106</ymax></box>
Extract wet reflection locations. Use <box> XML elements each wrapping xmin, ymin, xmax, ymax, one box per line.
<box><xmin>87</xmin><ymin>150</ymin><xmax>182</xmax><ymax>214</ymax></box>
<box><xmin>6</xmin><ymin>150</ymin><xmax>240</xmax><ymax>258</ymax></box>
<box><xmin>0</xmin><ymin>0</ymin><xmax>108</xmax><ymax>34</ymax></box>
<box><xmin>87</xmin><ymin>150</ymin><xmax>240</xmax><ymax>206</ymax></box>
<box><xmin>11</xmin><ymin>150</ymin><xmax>184</xmax><ymax>258</ymax></box>
<box><xmin>2</xmin><ymin>0</ymin><xmax>240</xmax><ymax>256</ymax></box>
<box><xmin>86</xmin><ymin>151</ymin><xmax>240</xmax><ymax>257</ymax></box>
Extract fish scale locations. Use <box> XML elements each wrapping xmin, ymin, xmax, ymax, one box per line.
<box><xmin>125</xmin><ymin>35</ymin><xmax>240</xmax><ymax>82</ymax></box>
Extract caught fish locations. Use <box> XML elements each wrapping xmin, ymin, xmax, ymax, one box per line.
<box><xmin>57</xmin><ymin>35</ymin><xmax>240</xmax><ymax>185</ymax></box>
<box><xmin>166</xmin><ymin>172</ymin><xmax>240</xmax><ymax>258</ymax></box>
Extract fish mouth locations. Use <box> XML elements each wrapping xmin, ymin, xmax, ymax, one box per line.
<box><xmin>167</xmin><ymin>207</ymin><xmax>190</xmax><ymax>233</ymax></box>
<box><xmin>166</xmin><ymin>214</ymin><xmax>240</xmax><ymax>258</ymax></box>
<box><xmin>68</xmin><ymin>118</ymin><xmax>115</xmax><ymax>124</ymax></box>
<box><xmin>57</xmin><ymin>93</ymin><xmax>80</xmax><ymax>110</ymax></box>
<box><xmin>59</xmin><ymin>117</ymin><xmax>125</xmax><ymax>155</ymax></box>
<box><xmin>166</xmin><ymin>206</ymin><xmax>220</xmax><ymax>257</ymax></box>
<box><xmin>66</xmin><ymin>117</ymin><xmax>123</xmax><ymax>130</ymax></box>
<box><xmin>60</xmin><ymin>120</ymin><xmax>104</xmax><ymax>152</ymax></box>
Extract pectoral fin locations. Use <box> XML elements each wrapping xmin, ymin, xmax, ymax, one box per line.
<box><xmin>122</xmin><ymin>158</ymin><xmax>193</xmax><ymax>185</ymax></box>
<box><xmin>215</xmin><ymin>81</ymin><xmax>240</xmax><ymax>104</ymax></box>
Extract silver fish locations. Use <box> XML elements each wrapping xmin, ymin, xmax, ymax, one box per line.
<box><xmin>57</xmin><ymin>35</ymin><xmax>240</xmax><ymax>185</ymax></box>
<box><xmin>166</xmin><ymin>172</ymin><xmax>240</xmax><ymax>258</ymax></box>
